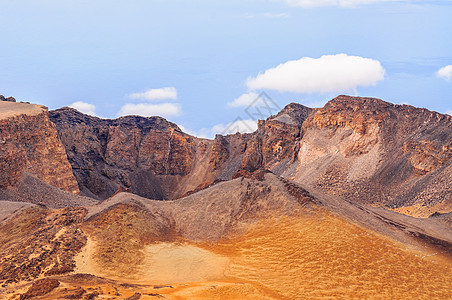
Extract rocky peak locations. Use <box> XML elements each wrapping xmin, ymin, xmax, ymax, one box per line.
<box><xmin>0</xmin><ymin>94</ymin><xmax>16</xmax><ymax>102</ymax></box>
<box><xmin>239</xmin><ymin>103</ymin><xmax>313</xmax><ymax>173</ymax></box>
<box><xmin>294</xmin><ymin>95</ymin><xmax>452</xmax><ymax>216</ymax></box>
<box><xmin>44</xmin><ymin>95</ymin><xmax>452</xmax><ymax>217</ymax></box>
<box><xmin>266</xmin><ymin>102</ymin><xmax>313</xmax><ymax>126</ymax></box>
<box><xmin>51</xmin><ymin>107</ymin><xmax>181</xmax><ymax>133</ymax></box>
<box><xmin>325</xmin><ymin>95</ymin><xmax>392</xmax><ymax>109</ymax></box>
<box><xmin>0</xmin><ymin>101</ymin><xmax>80</xmax><ymax>194</ymax></box>
<box><xmin>306</xmin><ymin>95</ymin><xmax>391</xmax><ymax>135</ymax></box>
<box><xmin>49</xmin><ymin>108</ymin><xmax>195</xmax><ymax>200</ymax></box>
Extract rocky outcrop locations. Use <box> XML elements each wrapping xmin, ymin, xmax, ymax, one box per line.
<box><xmin>19</xmin><ymin>278</ymin><xmax>60</xmax><ymax>300</ymax></box>
<box><xmin>0</xmin><ymin>102</ymin><xmax>79</xmax><ymax>194</ymax></box>
<box><xmin>290</xmin><ymin>95</ymin><xmax>452</xmax><ymax>216</ymax></box>
<box><xmin>240</xmin><ymin>103</ymin><xmax>312</xmax><ymax>172</ymax></box>
<box><xmin>50</xmin><ymin>108</ymin><xmax>197</xmax><ymax>200</ymax></box>
<box><xmin>50</xmin><ymin>103</ymin><xmax>312</xmax><ymax>200</ymax></box>
<box><xmin>0</xmin><ymin>206</ymin><xmax>87</xmax><ymax>286</ymax></box>
<box><xmin>47</xmin><ymin>95</ymin><xmax>451</xmax><ymax>216</ymax></box>
<box><xmin>0</xmin><ymin>95</ymin><xmax>16</xmax><ymax>102</ymax></box>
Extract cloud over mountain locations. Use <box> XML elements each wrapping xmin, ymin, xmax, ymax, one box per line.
<box><xmin>128</xmin><ymin>87</ymin><xmax>178</xmax><ymax>101</ymax></box>
<box><xmin>246</xmin><ymin>54</ymin><xmax>385</xmax><ymax>94</ymax></box>
<box><xmin>118</xmin><ymin>103</ymin><xmax>181</xmax><ymax>118</ymax></box>
<box><xmin>228</xmin><ymin>92</ymin><xmax>261</xmax><ymax>108</ymax></box>
<box><xmin>120</xmin><ymin>87</ymin><xmax>181</xmax><ymax>118</ymax></box>
<box><xmin>69</xmin><ymin>101</ymin><xmax>96</xmax><ymax>116</ymax></box>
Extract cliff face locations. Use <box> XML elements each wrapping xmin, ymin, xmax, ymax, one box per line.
<box><xmin>290</xmin><ymin>95</ymin><xmax>452</xmax><ymax>216</ymax></box>
<box><xmin>48</xmin><ymin>95</ymin><xmax>452</xmax><ymax>217</ymax></box>
<box><xmin>0</xmin><ymin>101</ymin><xmax>79</xmax><ymax>194</ymax></box>
<box><xmin>49</xmin><ymin>108</ymin><xmax>197</xmax><ymax>200</ymax></box>
<box><xmin>240</xmin><ymin>103</ymin><xmax>312</xmax><ymax>172</ymax></box>
<box><xmin>49</xmin><ymin>103</ymin><xmax>313</xmax><ymax>200</ymax></box>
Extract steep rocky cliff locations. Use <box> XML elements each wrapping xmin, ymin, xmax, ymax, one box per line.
<box><xmin>48</xmin><ymin>95</ymin><xmax>451</xmax><ymax>216</ymax></box>
<box><xmin>0</xmin><ymin>101</ymin><xmax>79</xmax><ymax>194</ymax></box>
<box><xmin>50</xmin><ymin>103</ymin><xmax>312</xmax><ymax>200</ymax></box>
<box><xmin>289</xmin><ymin>95</ymin><xmax>452</xmax><ymax>216</ymax></box>
<box><xmin>49</xmin><ymin>108</ymin><xmax>198</xmax><ymax>200</ymax></box>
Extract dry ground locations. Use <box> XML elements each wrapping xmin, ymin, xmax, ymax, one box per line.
<box><xmin>39</xmin><ymin>211</ymin><xmax>451</xmax><ymax>299</ymax></box>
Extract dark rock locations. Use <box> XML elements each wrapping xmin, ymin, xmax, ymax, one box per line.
<box><xmin>0</xmin><ymin>95</ymin><xmax>17</xmax><ymax>102</ymax></box>
<box><xmin>20</xmin><ymin>278</ymin><xmax>60</xmax><ymax>299</ymax></box>
<box><xmin>125</xmin><ymin>293</ymin><xmax>142</xmax><ymax>300</ymax></box>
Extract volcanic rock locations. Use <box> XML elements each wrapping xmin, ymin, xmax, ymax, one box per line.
<box><xmin>0</xmin><ymin>95</ymin><xmax>16</xmax><ymax>102</ymax></box>
<box><xmin>20</xmin><ymin>278</ymin><xmax>60</xmax><ymax>299</ymax></box>
<box><xmin>49</xmin><ymin>108</ymin><xmax>198</xmax><ymax>200</ymax></box>
<box><xmin>0</xmin><ymin>101</ymin><xmax>79</xmax><ymax>194</ymax></box>
<box><xmin>290</xmin><ymin>95</ymin><xmax>452</xmax><ymax>216</ymax></box>
<box><xmin>49</xmin><ymin>103</ymin><xmax>312</xmax><ymax>200</ymax></box>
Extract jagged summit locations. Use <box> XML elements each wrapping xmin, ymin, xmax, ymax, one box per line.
<box><xmin>328</xmin><ymin>94</ymin><xmax>393</xmax><ymax>106</ymax></box>
<box><xmin>266</xmin><ymin>102</ymin><xmax>312</xmax><ymax>126</ymax></box>
<box><xmin>2</xmin><ymin>94</ymin><xmax>452</xmax><ymax>213</ymax></box>
<box><xmin>45</xmin><ymin>95</ymin><xmax>452</xmax><ymax>217</ymax></box>
<box><xmin>52</xmin><ymin>106</ymin><xmax>183</xmax><ymax>133</ymax></box>
<box><xmin>0</xmin><ymin>94</ymin><xmax>16</xmax><ymax>102</ymax></box>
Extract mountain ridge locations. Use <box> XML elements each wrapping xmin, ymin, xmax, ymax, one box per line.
<box><xmin>1</xmin><ymin>94</ymin><xmax>452</xmax><ymax>298</ymax></box>
<box><xmin>46</xmin><ymin>95</ymin><xmax>452</xmax><ymax>217</ymax></box>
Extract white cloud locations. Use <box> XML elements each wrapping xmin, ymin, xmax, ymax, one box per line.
<box><xmin>184</xmin><ymin>119</ymin><xmax>258</xmax><ymax>139</ymax></box>
<box><xmin>436</xmin><ymin>65</ymin><xmax>452</xmax><ymax>81</ymax></box>
<box><xmin>69</xmin><ymin>101</ymin><xmax>96</xmax><ymax>116</ymax></box>
<box><xmin>228</xmin><ymin>92</ymin><xmax>261</xmax><ymax>107</ymax></box>
<box><xmin>118</xmin><ymin>103</ymin><xmax>181</xmax><ymax>118</ymax></box>
<box><xmin>177</xmin><ymin>124</ymin><xmax>196</xmax><ymax>136</ymax></box>
<box><xmin>284</xmin><ymin>0</ymin><xmax>402</xmax><ymax>8</ymax></box>
<box><xmin>246</xmin><ymin>54</ymin><xmax>385</xmax><ymax>94</ymax></box>
<box><xmin>446</xmin><ymin>109</ymin><xmax>452</xmax><ymax>116</ymax></box>
<box><xmin>304</xmin><ymin>100</ymin><xmax>328</xmax><ymax>108</ymax></box>
<box><xmin>211</xmin><ymin>119</ymin><xmax>258</xmax><ymax>135</ymax></box>
<box><xmin>244</xmin><ymin>12</ymin><xmax>290</xmax><ymax>18</ymax></box>
<box><xmin>128</xmin><ymin>87</ymin><xmax>177</xmax><ymax>101</ymax></box>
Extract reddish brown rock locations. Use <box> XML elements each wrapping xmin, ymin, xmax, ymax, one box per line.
<box><xmin>47</xmin><ymin>95</ymin><xmax>451</xmax><ymax>216</ymax></box>
<box><xmin>20</xmin><ymin>278</ymin><xmax>60</xmax><ymax>299</ymax></box>
<box><xmin>50</xmin><ymin>108</ymin><xmax>196</xmax><ymax>200</ymax></box>
<box><xmin>240</xmin><ymin>103</ymin><xmax>312</xmax><ymax>172</ymax></box>
<box><xmin>293</xmin><ymin>95</ymin><xmax>452</xmax><ymax>214</ymax></box>
<box><xmin>0</xmin><ymin>102</ymin><xmax>79</xmax><ymax>194</ymax></box>
<box><xmin>48</xmin><ymin>103</ymin><xmax>312</xmax><ymax>200</ymax></box>
<box><xmin>0</xmin><ymin>206</ymin><xmax>87</xmax><ymax>286</ymax></box>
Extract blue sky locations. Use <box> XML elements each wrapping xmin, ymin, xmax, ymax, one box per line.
<box><xmin>0</xmin><ymin>0</ymin><xmax>451</xmax><ymax>137</ymax></box>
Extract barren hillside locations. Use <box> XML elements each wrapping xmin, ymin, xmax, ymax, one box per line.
<box><xmin>1</xmin><ymin>173</ymin><xmax>451</xmax><ymax>299</ymax></box>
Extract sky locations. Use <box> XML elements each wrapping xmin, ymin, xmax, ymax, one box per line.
<box><xmin>0</xmin><ymin>0</ymin><xmax>451</xmax><ymax>138</ymax></box>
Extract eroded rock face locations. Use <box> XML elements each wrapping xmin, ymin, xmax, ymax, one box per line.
<box><xmin>292</xmin><ymin>95</ymin><xmax>452</xmax><ymax>215</ymax></box>
<box><xmin>47</xmin><ymin>96</ymin><xmax>451</xmax><ymax>216</ymax></box>
<box><xmin>49</xmin><ymin>108</ymin><xmax>196</xmax><ymax>200</ymax></box>
<box><xmin>50</xmin><ymin>103</ymin><xmax>313</xmax><ymax>200</ymax></box>
<box><xmin>0</xmin><ymin>102</ymin><xmax>79</xmax><ymax>194</ymax></box>
<box><xmin>240</xmin><ymin>103</ymin><xmax>312</xmax><ymax>172</ymax></box>
<box><xmin>20</xmin><ymin>278</ymin><xmax>60</xmax><ymax>300</ymax></box>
